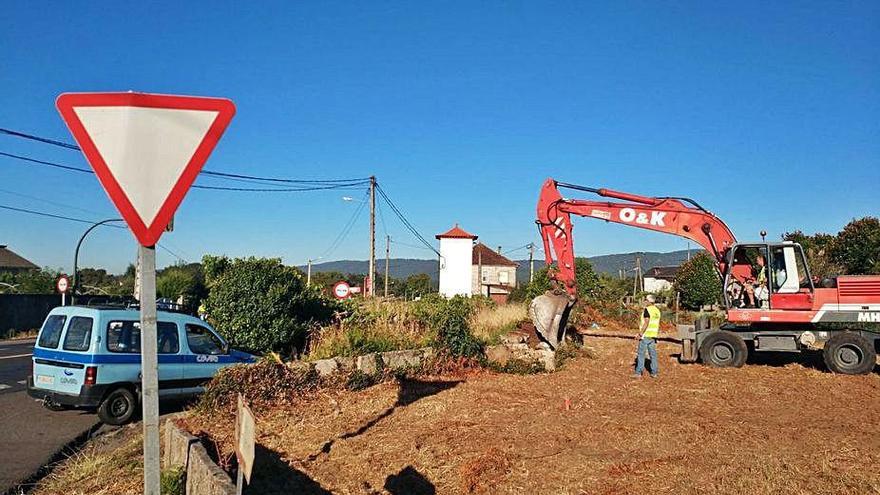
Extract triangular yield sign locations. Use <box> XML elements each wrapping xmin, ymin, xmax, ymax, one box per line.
<box><xmin>56</xmin><ymin>92</ymin><xmax>236</xmax><ymax>246</ymax></box>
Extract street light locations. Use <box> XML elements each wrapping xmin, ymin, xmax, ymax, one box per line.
<box><xmin>73</xmin><ymin>218</ymin><xmax>123</xmax><ymax>304</ymax></box>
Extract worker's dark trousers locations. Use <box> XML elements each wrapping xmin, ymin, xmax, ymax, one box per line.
<box><xmin>635</xmin><ymin>337</ymin><xmax>658</xmax><ymax>376</ymax></box>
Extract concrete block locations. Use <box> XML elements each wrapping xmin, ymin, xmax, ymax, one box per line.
<box><xmin>186</xmin><ymin>442</ymin><xmax>235</xmax><ymax>495</ymax></box>
<box><xmin>314</xmin><ymin>358</ymin><xmax>338</xmax><ymax>377</ymax></box>
<box><xmin>356</xmin><ymin>353</ymin><xmax>379</xmax><ymax>375</ymax></box>
<box><xmin>163</xmin><ymin>420</ymin><xmax>197</xmax><ymax>470</ymax></box>
<box><xmin>381</xmin><ymin>348</ymin><xmax>428</xmax><ymax>370</ymax></box>
<box><xmin>335</xmin><ymin>356</ymin><xmax>356</xmax><ymax>371</ymax></box>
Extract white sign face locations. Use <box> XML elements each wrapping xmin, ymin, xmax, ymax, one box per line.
<box><xmin>235</xmin><ymin>394</ymin><xmax>255</xmax><ymax>483</ymax></box>
<box><xmin>73</xmin><ymin>106</ymin><xmax>217</xmax><ymax>226</ymax></box>
<box><xmin>56</xmin><ymin>276</ymin><xmax>69</xmax><ymax>293</ymax></box>
<box><xmin>333</xmin><ymin>281</ymin><xmax>351</xmax><ymax>299</ymax></box>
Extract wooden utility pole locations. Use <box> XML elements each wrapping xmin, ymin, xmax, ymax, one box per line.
<box><xmin>368</xmin><ymin>176</ymin><xmax>376</xmax><ymax>297</ymax></box>
<box><xmin>384</xmin><ymin>235</ymin><xmax>390</xmax><ymax>298</ymax></box>
<box><xmin>528</xmin><ymin>243</ymin><xmax>535</xmax><ymax>283</ymax></box>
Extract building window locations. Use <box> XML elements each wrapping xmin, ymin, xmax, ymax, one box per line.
<box><xmin>499</xmin><ymin>271</ymin><xmax>509</xmax><ymax>285</ymax></box>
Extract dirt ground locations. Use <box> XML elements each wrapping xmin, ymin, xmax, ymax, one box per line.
<box><xmin>182</xmin><ymin>331</ymin><xmax>880</xmax><ymax>495</ymax></box>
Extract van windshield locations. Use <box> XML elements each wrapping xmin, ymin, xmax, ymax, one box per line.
<box><xmin>37</xmin><ymin>315</ymin><xmax>67</xmax><ymax>349</ymax></box>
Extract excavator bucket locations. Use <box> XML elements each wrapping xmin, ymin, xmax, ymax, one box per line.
<box><xmin>529</xmin><ymin>291</ymin><xmax>576</xmax><ymax>349</ymax></box>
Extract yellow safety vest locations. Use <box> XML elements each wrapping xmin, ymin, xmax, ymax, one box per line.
<box><xmin>643</xmin><ymin>305</ymin><xmax>661</xmax><ymax>338</ymax></box>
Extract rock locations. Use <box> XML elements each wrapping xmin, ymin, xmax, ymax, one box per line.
<box><xmin>335</xmin><ymin>356</ymin><xmax>356</xmax><ymax>371</ymax></box>
<box><xmin>485</xmin><ymin>344</ymin><xmax>512</xmax><ymax>366</ymax></box>
<box><xmin>535</xmin><ymin>348</ymin><xmax>556</xmax><ymax>372</ymax></box>
<box><xmin>381</xmin><ymin>349</ymin><xmax>425</xmax><ymax>370</ymax></box>
<box><xmin>313</xmin><ymin>358</ymin><xmax>338</xmax><ymax>377</ymax></box>
<box><xmin>357</xmin><ymin>353</ymin><xmax>380</xmax><ymax>375</ymax></box>
<box><xmin>501</xmin><ymin>332</ymin><xmax>528</xmax><ymax>345</ymax></box>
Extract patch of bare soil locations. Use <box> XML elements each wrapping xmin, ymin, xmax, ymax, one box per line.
<box><xmin>183</xmin><ymin>332</ymin><xmax>880</xmax><ymax>495</ymax></box>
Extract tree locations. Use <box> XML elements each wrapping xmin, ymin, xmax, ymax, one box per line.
<box><xmin>403</xmin><ymin>273</ymin><xmax>433</xmax><ymax>297</ymax></box>
<box><xmin>828</xmin><ymin>217</ymin><xmax>880</xmax><ymax>275</ymax></box>
<box><xmin>782</xmin><ymin>230</ymin><xmax>841</xmax><ymax>279</ymax></box>
<box><xmin>0</xmin><ymin>268</ymin><xmax>58</xmax><ymax>294</ymax></box>
<box><xmin>157</xmin><ymin>268</ymin><xmax>198</xmax><ymax>300</ymax></box>
<box><xmin>674</xmin><ymin>252</ymin><xmax>721</xmax><ymax>310</ymax></box>
<box><xmin>519</xmin><ymin>257</ymin><xmax>601</xmax><ymax>301</ymax></box>
<box><xmin>203</xmin><ymin>255</ymin><xmax>337</xmax><ymax>356</ymax></box>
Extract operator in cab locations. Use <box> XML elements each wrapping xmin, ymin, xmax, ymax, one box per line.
<box><xmin>632</xmin><ymin>294</ymin><xmax>661</xmax><ymax>378</ymax></box>
<box><xmin>744</xmin><ymin>255</ymin><xmax>768</xmax><ymax>308</ymax></box>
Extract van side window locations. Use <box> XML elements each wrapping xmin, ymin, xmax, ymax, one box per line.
<box><xmin>107</xmin><ymin>321</ymin><xmax>180</xmax><ymax>354</ymax></box>
<box><xmin>62</xmin><ymin>317</ymin><xmax>93</xmax><ymax>351</ymax></box>
<box><xmin>38</xmin><ymin>315</ymin><xmax>67</xmax><ymax>349</ymax></box>
<box><xmin>186</xmin><ymin>324</ymin><xmax>224</xmax><ymax>355</ymax></box>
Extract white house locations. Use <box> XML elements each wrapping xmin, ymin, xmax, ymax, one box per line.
<box><xmin>643</xmin><ymin>266</ymin><xmax>679</xmax><ymax>293</ymax></box>
<box><xmin>437</xmin><ymin>224</ymin><xmax>478</xmax><ymax>297</ymax></box>
<box><xmin>472</xmin><ymin>243</ymin><xmax>518</xmax><ymax>304</ymax></box>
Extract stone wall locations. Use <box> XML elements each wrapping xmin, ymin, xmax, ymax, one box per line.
<box><xmin>164</xmin><ymin>421</ymin><xmax>235</xmax><ymax>495</ymax></box>
<box><xmin>311</xmin><ymin>347</ymin><xmax>434</xmax><ymax>377</ymax></box>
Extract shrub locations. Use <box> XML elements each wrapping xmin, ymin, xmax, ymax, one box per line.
<box><xmin>431</xmin><ymin>296</ymin><xmax>483</xmax><ymax>358</ymax></box>
<box><xmin>196</xmin><ymin>360</ymin><xmax>319</xmax><ymax>412</ymax></box>
<box><xmin>203</xmin><ymin>255</ymin><xmax>337</xmax><ymax>356</ymax></box>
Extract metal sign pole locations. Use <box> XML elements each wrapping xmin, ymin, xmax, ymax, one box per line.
<box><xmin>139</xmin><ymin>244</ymin><xmax>160</xmax><ymax>495</ymax></box>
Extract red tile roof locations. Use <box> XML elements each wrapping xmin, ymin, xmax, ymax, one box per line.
<box><xmin>436</xmin><ymin>224</ymin><xmax>477</xmax><ymax>240</ymax></box>
<box><xmin>472</xmin><ymin>243</ymin><xmax>518</xmax><ymax>267</ymax></box>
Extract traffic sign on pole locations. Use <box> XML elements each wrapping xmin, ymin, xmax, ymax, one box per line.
<box><xmin>333</xmin><ymin>281</ymin><xmax>352</xmax><ymax>299</ymax></box>
<box><xmin>56</xmin><ymin>91</ymin><xmax>235</xmax><ymax>495</ymax></box>
<box><xmin>56</xmin><ymin>92</ymin><xmax>235</xmax><ymax>246</ymax></box>
<box><xmin>56</xmin><ymin>275</ymin><xmax>69</xmax><ymax>294</ymax></box>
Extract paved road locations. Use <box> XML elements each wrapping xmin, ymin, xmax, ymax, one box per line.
<box><xmin>0</xmin><ymin>339</ymin><xmax>99</xmax><ymax>493</ymax></box>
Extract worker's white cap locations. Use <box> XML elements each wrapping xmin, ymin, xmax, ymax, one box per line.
<box><xmin>645</xmin><ymin>294</ymin><xmax>656</xmax><ymax>303</ymax></box>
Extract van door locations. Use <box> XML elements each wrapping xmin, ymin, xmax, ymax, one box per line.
<box><xmin>181</xmin><ymin>322</ymin><xmax>229</xmax><ymax>393</ymax></box>
<box><xmin>33</xmin><ymin>315</ymin><xmax>95</xmax><ymax>395</ymax></box>
<box><xmin>105</xmin><ymin>320</ymin><xmax>183</xmax><ymax>396</ymax></box>
<box><xmin>32</xmin><ymin>314</ymin><xmax>72</xmax><ymax>393</ymax></box>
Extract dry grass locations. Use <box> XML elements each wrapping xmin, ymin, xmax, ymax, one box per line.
<box><xmin>33</xmin><ymin>426</ymin><xmax>144</xmax><ymax>495</ymax></box>
<box><xmin>181</xmin><ymin>330</ymin><xmax>880</xmax><ymax>495</ymax></box>
<box><xmin>470</xmin><ymin>302</ymin><xmax>527</xmax><ymax>342</ymax></box>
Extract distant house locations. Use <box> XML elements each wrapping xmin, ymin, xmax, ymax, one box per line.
<box><xmin>472</xmin><ymin>243</ymin><xmax>517</xmax><ymax>304</ymax></box>
<box><xmin>0</xmin><ymin>245</ymin><xmax>38</xmax><ymax>274</ymax></box>
<box><xmin>436</xmin><ymin>225</ymin><xmax>518</xmax><ymax>303</ymax></box>
<box><xmin>643</xmin><ymin>265</ymin><xmax>678</xmax><ymax>293</ymax></box>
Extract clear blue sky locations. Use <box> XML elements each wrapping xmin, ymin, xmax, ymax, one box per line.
<box><xmin>1</xmin><ymin>1</ymin><xmax>878</xmax><ymax>273</ymax></box>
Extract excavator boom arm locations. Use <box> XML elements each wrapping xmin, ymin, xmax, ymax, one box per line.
<box><xmin>537</xmin><ymin>178</ymin><xmax>737</xmax><ymax>296</ymax></box>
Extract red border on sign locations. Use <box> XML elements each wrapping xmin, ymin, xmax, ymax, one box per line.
<box><xmin>56</xmin><ymin>275</ymin><xmax>70</xmax><ymax>294</ymax></box>
<box><xmin>55</xmin><ymin>92</ymin><xmax>236</xmax><ymax>246</ymax></box>
<box><xmin>333</xmin><ymin>281</ymin><xmax>351</xmax><ymax>300</ymax></box>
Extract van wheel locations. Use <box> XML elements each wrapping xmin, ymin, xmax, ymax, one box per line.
<box><xmin>823</xmin><ymin>332</ymin><xmax>876</xmax><ymax>375</ymax></box>
<box><xmin>700</xmin><ymin>331</ymin><xmax>748</xmax><ymax>368</ymax></box>
<box><xmin>98</xmin><ymin>388</ymin><xmax>137</xmax><ymax>425</ymax></box>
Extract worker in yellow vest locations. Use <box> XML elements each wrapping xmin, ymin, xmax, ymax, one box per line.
<box><xmin>633</xmin><ymin>294</ymin><xmax>661</xmax><ymax>378</ymax></box>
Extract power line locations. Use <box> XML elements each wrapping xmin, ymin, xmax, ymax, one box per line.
<box><xmin>0</xmin><ymin>127</ymin><xmax>370</xmax><ymax>186</ymax></box>
<box><xmin>0</xmin><ymin>203</ymin><xmax>187</xmax><ymax>263</ymax></box>
<box><xmin>317</xmin><ymin>188</ymin><xmax>370</xmax><ymax>260</ymax></box>
<box><xmin>390</xmin><ymin>239</ymin><xmax>436</xmax><ymax>251</ymax></box>
<box><xmin>0</xmin><ymin>150</ymin><xmax>370</xmax><ymax>192</ymax></box>
<box><xmin>375</xmin><ymin>183</ymin><xmax>440</xmax><ymax>256</ymax></box>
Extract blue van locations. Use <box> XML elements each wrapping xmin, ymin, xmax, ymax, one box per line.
<box><xmin>27</xmin><ymin>305</ymin><xmax>256</xmax><ymax>424</ymax></box>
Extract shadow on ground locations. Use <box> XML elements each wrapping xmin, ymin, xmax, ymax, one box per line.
<box><xmin>244</xmin><ymin>444</ymin><xmax>332</xmax><ymax>494</ymax></box>
<box><xmin>384</xmin><ymin>466</ymin><xmax>436</xmax><ymax>495</ymax></box>
<box><xmin>308</xmin><ymin>378</ymin><xmax>461</xmax><ymax>461</ymax></box>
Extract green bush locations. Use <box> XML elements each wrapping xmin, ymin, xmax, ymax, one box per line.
<box><xmin>419</xmin><ymin>295</ymin><xmax>483</xmax><ymax>358</ymax></box>
<box><xmin>160</xmin><ymin>467</ymin><xmax>185</xmax><ymax>495</ymax></box>
<box><xmin>203</xmin><ymin>255</ymin><xmax>337</xmax><ymax>356</ymax></box>
<box><xmin>674</xmin><ymin>252</ymin><xmax>722</xmax><ymax>310</ymax></box>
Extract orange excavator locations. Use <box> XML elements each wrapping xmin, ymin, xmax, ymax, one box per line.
<box><xmin>531</xmin><ymin>178</ymin><xmax>880</xmax><ymax>374</ymax></box>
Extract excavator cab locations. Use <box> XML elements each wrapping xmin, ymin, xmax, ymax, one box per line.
<box><xmin>723</xmin><ymin>242</ymin><xmax>814</xmax><ymax>311</ymax></box>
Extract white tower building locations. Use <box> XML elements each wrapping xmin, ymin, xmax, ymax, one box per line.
<box><xmin>436</xmin><ymin>224</ymin><xmax>477</xmax><ymax>298</ymax></box>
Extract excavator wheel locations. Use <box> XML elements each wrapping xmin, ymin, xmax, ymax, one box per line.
<box><xmin>699</xmin><ymin>331</ymin><xmax>748</xmax><ymax>368</ymax></box>
<box><xmin>823</xmin><ymin>332</ymin><xmax>876</xmax><ymax>375</ymax></box>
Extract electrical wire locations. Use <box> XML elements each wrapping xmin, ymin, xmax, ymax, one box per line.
<box><xmin>0</xmin><ymin>150</ymin><xmax>370</xmax><ymax>192</ymax></box>
<box><xmin>0</xmin><ymin>203</ymin><xmax>187</xmax><ymax>263</ymax></box>
<box><xmin>316</xmin><ymin>188</ymin><xmax>370</xmax><ymax>260</ymax></box>
<box><xmin>0</xmin><ymin>127</ymin><xmax>370</xmax><ymax>186</ymax></box>
<box><xmin>375</xmin><ymin>183</ymin><xmax>440</xmax><ymax>256</ymax></box>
